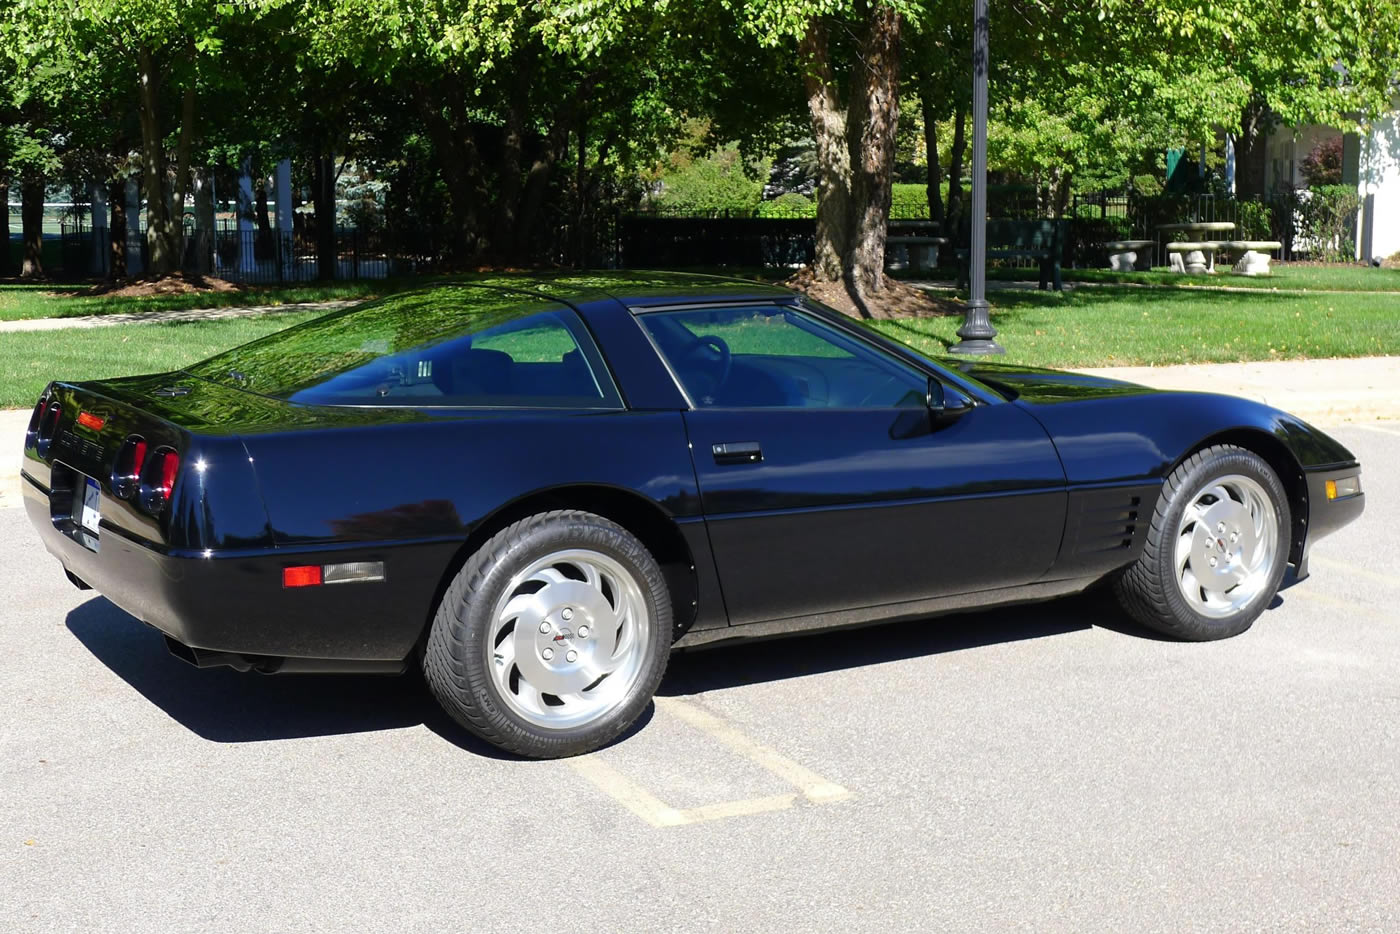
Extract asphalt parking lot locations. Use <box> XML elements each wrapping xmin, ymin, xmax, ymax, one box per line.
<box><xmin>2</xmin><ymin>422</ymin><xmax>1397</xmax><ymax>933</ymax></box>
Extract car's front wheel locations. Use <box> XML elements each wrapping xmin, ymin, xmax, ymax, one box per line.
<box><xmin>423</xmin><ymin>510</ymin><xmax>671</xmax><ymax>758</ymax></box>
<box><xmin>1114</xmin><ymin>444</ymin><xmax>1291</xmax><ymax>641</ymax></box>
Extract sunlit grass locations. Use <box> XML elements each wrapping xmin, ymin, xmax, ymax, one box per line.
<box><xmin>869</xmin><ymin>285</ymin><xmax>1400</xmax><ymax>368</ymax></box>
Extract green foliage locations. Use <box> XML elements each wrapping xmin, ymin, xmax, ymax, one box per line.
<box><xmin>889</xmin><ymin>183</ymin><xmax>930</xmax><ymax>219</ymax></box>
<box><xmin>756</xmin><ymin>192</ymin><xmax>816</xmax><ymax>218</ymax></box>
<box><xmin>1292</xmin><ymin>184</ymin><xmax>1362</xmax><ymax>263</ymax></box>
<box><xmin>645</xmin><ymin>144</ymin><xmax>765</xmax><ymax>216</ymax></box>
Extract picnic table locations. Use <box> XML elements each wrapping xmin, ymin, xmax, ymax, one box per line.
<box><xmin>885</xmin><ymin>220</ymin><xmax>948</xmax><ymax>272</ymax></box>
<box><xmin>1158</xmin><ymin>222</ymin><xmax>1235</xmax><ymax>274</ymax></box>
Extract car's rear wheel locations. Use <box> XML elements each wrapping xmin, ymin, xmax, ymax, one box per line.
<box><xmin>423</xmin><ymin>510</ymin><xmax>671</xmax><ymax>758</ymax></box>
<box><xmin>1114</xmin><ymin>444</ymin><xmax>1291</xmax><ymax>641</ymax></box>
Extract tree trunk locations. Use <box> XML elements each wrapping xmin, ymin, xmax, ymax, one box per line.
<box><xmin>921</xmin><ymin>93</ymin><xmax>944</xmax><ymax>226</ymax></box>
<box><xmin>1052</xmin><ymin>168</ymin><xmax>1072</xmax><ymax>219</ymax></box>
<box><xmin>109</xmin><ymin>188</ymin><xmax>127</xmax><ymax>279</ymax></box>
<box><xmin>1234</xmin><ymin>99</ymin><xmax>1270</xmax><ymax>197</ymax></box>
<box><xmin>312</xmin><ymin>154</ymin><xmax>337</xmax><ymax>280</ymax></box>
<box><xmin>255</xmin><ymin>176</ymin><xmax>273</xmax><ymax>259</ymax></box>
<box><xmin>20</xmin><ymin>178</ymin><xmax>44</xmax><ymax>278</ymax></box>
<box><xmin>846</xmin><ymin>4</ymin><xmax>902</xmax><ymax>297</ymax></box>
<box><xmin>516</xmin><ymin>117</ymin><xmax>571</xmax><ymax>257</ymax></box>
<box><xmin>945</xmin><ymin>104</ymin><xmax>968</xmax><ymax>234</ymax></box>
<box><xmin>490</xmin><ymin>73</ymin><xmax>531</xmax><ymax>263</ymax></box>
<box><xmin>192</xmin><ymin>171</ymin><xmax>215</xmax><ymax>274</ymax></box>
<box><xmin>0</xmin><ymin>181</ymin><xmax>9</xmax><ymax>277</ymax></box>
<box><xmin>799</xmin><ymin>21</ymin><xmax>852</xmax><ymax>283</ymax></box>
<box><xmin>136</xmin><ymin>47</ymin><xmax>177</xmax><ymax>276</ymax></box>
<box><xmin>169</xmin><ymin>63</ymin><xmax>197</xmax><ymax>267</ymax></box>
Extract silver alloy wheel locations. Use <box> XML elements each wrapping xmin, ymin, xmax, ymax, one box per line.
<box><xmin>1174</xmin><ymin>473</ymin><xmax>1280</xmax><ymax>618</ymax></box>
<box><xmin>486</xmin><ymin>548</ymin><xmax>650</xmax><ymax>730</ymax></box>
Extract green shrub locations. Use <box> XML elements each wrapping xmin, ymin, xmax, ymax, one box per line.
<box><xmin>756</xmin><ymin>193</ymin><xmax>816</xmax><ymax>218</ymax></box>
<box><xmin>890</xmin><ymin>183</ymin><xmax>933</xmax><ymax>219</ymax></box>
<box><xmin>1292</xmin><ymin>184</ymin><xmax>1361</xmax><ymax>263</ymax></box>
<box><xmin>646</xmin><ymin>144</ymin><xmax>763</xmax><ymax>216</ymax></box>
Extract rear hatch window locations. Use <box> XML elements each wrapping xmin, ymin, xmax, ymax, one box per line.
<box><xmin>186</xmin><ymin>285</ymin><xmax>622</xmax><ymax>409</ymax></box>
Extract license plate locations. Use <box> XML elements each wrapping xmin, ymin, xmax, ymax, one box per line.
<box><xmin>78</xmin><ymin>476</ymin><xmax>101</xmax><ymax>535</ymax></box>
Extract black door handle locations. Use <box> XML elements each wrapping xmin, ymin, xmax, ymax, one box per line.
<box><xmin>712</xmin><ymin>441</ymin><xmax>763</xmax><ymax>465</ymax></box>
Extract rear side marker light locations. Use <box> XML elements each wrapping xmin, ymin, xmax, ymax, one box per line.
<box><xmin>77</xmin><ymin>411</ymin><xmax>106</xmax><ymax>431</ymax></box>
<box><xmin>282</xmin><ymin>562</ymin><xmax>385</xmax><ymax>588</ymax></box>
<box><xmin>283</xmin><ymin>566</ymin><xmax>323</xmax><ymax>588</ymax></box>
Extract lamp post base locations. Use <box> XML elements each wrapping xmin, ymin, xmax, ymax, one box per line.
<box><xmin>948</xmin><ymin>298</ymin><xmax>1004</xmax><ymax>355</ymax></box>
<box><xmin>948</xmin><ymin>338</ymin><xmax>1005</xmax><ymax>355</ymax></box>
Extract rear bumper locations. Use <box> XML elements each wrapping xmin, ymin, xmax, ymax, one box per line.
<box><xmin>24</xmin><ymin>472</ymin><xmax>451</xmax><ymax>667</ymax></box>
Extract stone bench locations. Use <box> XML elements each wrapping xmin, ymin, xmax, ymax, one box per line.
<box><xmin>886</xmin><ymin>234</ymin><xmax>950</xmax><ymax>271</ymax></box>
<box><xmin>1103</xmin><ymin>239</ymin><xmax>1154</xmax><ymax>272</ymax></box>
<box><xmin>1220</xmin><ymin>240</ymin><xmax>1283</xmax><ymax>276</ymax></box>
<box><xmin>1166</xmin><ymin>241</ymin><xmax>1221</xmax><ymax>275</ymax></box>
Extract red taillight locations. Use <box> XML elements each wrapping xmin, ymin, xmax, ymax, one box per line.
<box><xmin>35</xmin><ymin>401</ymin><xmax>61</xmax><ymax>455</ymax></box>
<box><xmin>77</xmin><ymin>411</ymin><xmax>106</xmax><ymax>432</ymax></box>
<box><xmin>26</xmin><ymin>397</ymin><xmax>47</xmax><ymax>447</ymax></box>
<box><xmin>282</xmin><ymin>565</ymin><xmax>322</xmax><ymax>588</ymax></box>
<box><xmin>111</xmin><ymin>436</ymin><xmax>148</xmax><ymax>500</ymax></box>
<box><xmin>138</xmin><ymin>446</ymin><xmax>180</xmax><ymax>515</ymax></box>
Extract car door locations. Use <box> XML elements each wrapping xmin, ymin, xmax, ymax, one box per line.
<box><xmin>638</xmin><ymin>303</ymin><xmax>1068</xmax><ymax>626</ymax></box>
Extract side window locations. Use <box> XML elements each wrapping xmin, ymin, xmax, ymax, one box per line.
<box><xmin>287</xmin><ymin>309</ymin><xmax>621</xmax><ymax>408</ymax></box>
<box><xmin>640</xmin><ymin>305</ymin><xmax>927</xmax><ymax>409</ymax></box>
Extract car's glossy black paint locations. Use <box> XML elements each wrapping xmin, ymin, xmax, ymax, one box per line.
<box><xmin>21</xmin><ymin>272</ymin><xmax>1363</xmax><ymax>670</ymax></box>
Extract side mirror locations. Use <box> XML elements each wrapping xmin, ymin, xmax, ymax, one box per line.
<box><xmin>927</xmin><ymin>376</ymin><xmax>973</xmax><ymax>421</ymax></box>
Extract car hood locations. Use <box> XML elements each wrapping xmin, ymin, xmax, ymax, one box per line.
<box><xmin>943</xmin><ymin>360</ymin><xmax>1158</xmax><ymax>404</ymax></box>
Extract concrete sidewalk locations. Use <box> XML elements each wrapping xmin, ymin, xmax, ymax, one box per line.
<box><xmin>0</xmin><ymin>299</ymin><xmax>354</xmax><ymax>332</ymax></box>
<box><xmin>1074</xmin><ymin>355</ymin><xmax>1400</xmax><ymax>425</ymax></box>
<box><xmin>3</xmin><ymin>355</ymin><xmax>1396</xmax><ymax>509</ymax></box>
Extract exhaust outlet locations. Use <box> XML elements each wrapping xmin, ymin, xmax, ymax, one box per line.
<box><xmin>163</xmin><ymin>636</ymin><xmax>257</xmax><ymax>672</ymax></box>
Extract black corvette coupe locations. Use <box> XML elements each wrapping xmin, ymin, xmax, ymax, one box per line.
<box><xmin>22</xmin><ymin>273</ymin><xmax>1364</xmax><ymax>757</ymax></box>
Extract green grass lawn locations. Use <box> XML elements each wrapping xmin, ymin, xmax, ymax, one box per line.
<box><xmin>0</xmin><ymin>311</ymin><xmax>323</xmax><ymax>408</ymax></box>
<box><xmin>870</xmin><ymin>285</ymin><xmax>1400</xmax><ymax>368</ymax></box>
<box><xmin>975</xmin><ymin>262</ymin><xmax>1400</xmax><ymax>292</ymax></box>
<box><xmin>0</xmin><ymin>278</ymin><xmax>394</xmax><ymax>322</ymax></box>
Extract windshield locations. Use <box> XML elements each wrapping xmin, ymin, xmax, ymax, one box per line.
<box><xmin>185</xmin><ymin>285</ymin><xmax>622</xmax><ymax>409</ymax></box>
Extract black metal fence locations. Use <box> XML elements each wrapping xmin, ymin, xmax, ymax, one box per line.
<box><xmin>52</xmin><ymin>218</ymin><xmax>416</xmax><ymax>283</ymax></box>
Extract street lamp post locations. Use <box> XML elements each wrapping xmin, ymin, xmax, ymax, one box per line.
<box><xmin>949</xmin><ymin>0</ymin><xmax>1004</xmax><ymax>355</ymax></box>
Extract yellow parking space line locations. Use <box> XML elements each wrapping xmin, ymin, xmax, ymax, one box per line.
<box><xmin>1311</xmin><ymin>556</ymin><xmax>1400</xmax><ymax>589</ymax></box>
<box><xmin>655</xmin><ymin>696</ymin><xmax>853</xmax><ymax>804</ymax></box>
<box><xmin>1350</xmin><ymin>424</ymin><xmax>1400</xmax><ymax>438</ymax></box>
<box><xmin>681</xmin><ymin>793</ymin><xmax>799</xmax><ymax>823</ymax></box>
<box><xmin>568</xmin><ymin>756</ymin><xmax>689</xmax><ymax>828</ymax></box>
<box><xmin>571</xmin><ymin>698</ymin><xmax>852</xmax><ymax>827</ymax></box>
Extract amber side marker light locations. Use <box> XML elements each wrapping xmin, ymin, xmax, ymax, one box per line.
<box><xmin>1325</xmin><ymin>476</ymin><xmax>1361</xmax><ymax>500</ymax></box>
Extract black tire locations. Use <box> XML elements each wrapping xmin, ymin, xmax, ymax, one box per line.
<box><xmin>1114</xmin><ymin>444</ymin><xmax>1291</xmax><ymax>641</ymax></box>
<box><xmin>423</xmin><ymin>510</ymin><xmax>671</xmax><ymax>758</ymax></box>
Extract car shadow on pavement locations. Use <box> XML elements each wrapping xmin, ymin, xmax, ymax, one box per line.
<box><xmin>64</xmin><ymin>596</ymin><xmax>522</xmax><ymax>757</ymax></box>
<box><xmin>661</xmin><ymin>588</ymin><xmax>1162</xmax><ymax>695</ymax></box>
